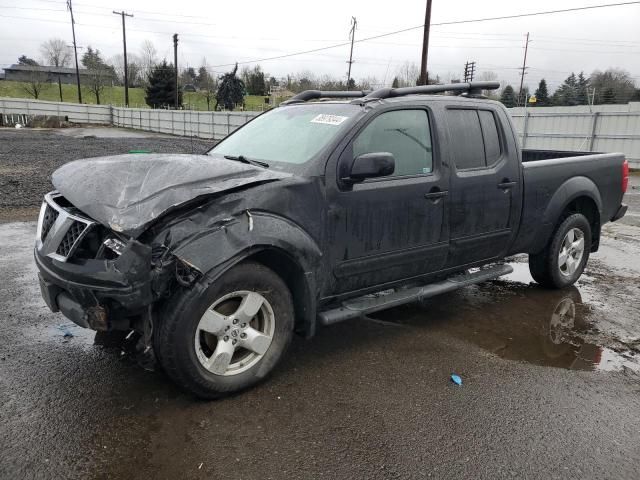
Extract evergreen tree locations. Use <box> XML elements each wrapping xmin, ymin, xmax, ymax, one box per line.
<box><xmin>215</xmin><ymin>64</ymin><xmax>244</xmax><ymax>110</ymax></box>
<box><xmin>196</xmin><ymin>66</ymin><xmax>209</xmax><ymax>89</ymax></box>
<box><xmin>391</xmin><ymin>77</ymin><xmax>399</xmax><ymax>88</ymax></box>
<box><xmin>602</xmin><ymin>87</ymin><xmax>616</xmax><ymax>104</ymax></box>
<box><xmin>145</xmin><ymin>60</ymin><xmax>182</xmax><ymax>108</ymax></box>
<box><xmin>500</xmin><ymin>85</ymin><xmax>516</xmax><ymax>108</ymax></box>
<box><xmin>553</xmin><ymin>73</ymin><xmax>579</xmax><ymax>106</ymax></box>
<box><xmin>17</xmin><ymin>55</ymin><xmax>39</xmax><ymax>66</ymax></box>
<box><xmin>576</xmin><ymin>72</ymin><xmax>589</xmax><ymax>105</ymax></box>
<box><xmin>534</xmin><ymin>79</ymin><xmax>549</xmax><ymax>106</ymax></box>
<box><xmin>180</xmin><ymin>67</ymin><xmax>197</xmax><ymax>86</ymax></box>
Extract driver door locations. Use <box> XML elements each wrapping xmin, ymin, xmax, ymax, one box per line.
<box><xmin>326</xmin><ymin>107</ymin><xmax>450</xmax><ymax>294</ymax></box>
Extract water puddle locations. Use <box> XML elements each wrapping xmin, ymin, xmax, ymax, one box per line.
<box><xmin>368</xmin><ymin>260</ymin><xmax>640</xmax><ymax>374</ymax></box>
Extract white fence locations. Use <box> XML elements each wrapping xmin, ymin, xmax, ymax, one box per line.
<box><xmin>111</xmin><ymin>107</ymin><xmax>259</xmax><ymax>140</ymax></box>
<box><xmin>510</xmin><ymin>103</ymin><xmax>640</xmax><ymax>168</ymax></box>
<box><xmin>0</xmin><ymin>97</ymin><xmax>111</xmax><ymax>124</ymax></box>
<box><xmin>2</xmin><ymin>97</ymin><xmax>639</xmax><ymax>167</ymax></box>
<box><xmin>0</xmin><ymin>97</ymin><xmax>259</xmax><ymax>140</ymax></box>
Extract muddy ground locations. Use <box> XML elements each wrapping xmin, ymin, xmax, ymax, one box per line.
<box><xmin>0</xmin><ymin>128</ymin><xmax>639</xmax><ymax>479</ymax></box>
<box><xmin>0</xmin><ymin>127</ymin><xmax>212</xmax><ymax>222</ymax></box>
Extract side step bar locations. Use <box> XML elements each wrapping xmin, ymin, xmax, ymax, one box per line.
<box><xmin>318</xmin><ymin>264</ymin><xmax>513</xmax><ymax>326</ymax></box>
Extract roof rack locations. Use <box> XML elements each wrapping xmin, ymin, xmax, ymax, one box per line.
<box><xmin>363</xmin><ymin>81</ymin><xmax>500</xmax><ymax>100</ymax></box>
<box><xmin>281</xmin><ymin>90</ymin><xmax>372</xmax><ymax>105</ymax></box>
<box><xmin>279</xmin><ymin>81</ymin><xmax>500</xmax><ymax>106</ymax></box>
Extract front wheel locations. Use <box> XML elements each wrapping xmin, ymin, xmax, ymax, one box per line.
<box><xmin>529</xmin><ymin>213</ymin><xmax>592</xmax><ymax>289</ymax></box>
<box><xmin>155</xmin><ymin>262</ymin><xmax>294</xmax><ymax>399</ymax></box>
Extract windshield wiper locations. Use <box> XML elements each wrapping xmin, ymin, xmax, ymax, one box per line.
<box><xmin>223</xmin><ymin>154</ymin><xmax>269</xmax><ymax>168</ymax></box>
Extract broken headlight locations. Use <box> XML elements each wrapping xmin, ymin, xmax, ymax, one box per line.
<box><xmin>103</xmin><ymin>237</ymin><xmax>127</xmax><ymax>256</ymax></box>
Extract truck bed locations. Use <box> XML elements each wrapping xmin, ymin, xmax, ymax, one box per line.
<box><xmin>522</xmin><ymin>149</ymin><xmax>594</xmax><ymax>162</ymax></box>
<box><xmin>510</xmin><ymin>150</ymin><xmax>626</xmax><ymax>255</ymax></box>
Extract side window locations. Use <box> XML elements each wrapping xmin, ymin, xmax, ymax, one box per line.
<box><xmin>353</xmin><ymin>109</ymin><xmax>432</xmax><ymax>177</ymax></box>
<box><xmin>446</xmin><ymin>109</ymin><xmax>485</xmax><ymax>170</ymax></box>
<box><xmin>478</xmin><ymin>110</ymin><xmax>502</xmax><ymax>165</ymax></box>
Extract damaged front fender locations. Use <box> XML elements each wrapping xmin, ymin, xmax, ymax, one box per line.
<box><xmin>156</xmin><ymin>208</ymin><xmax>323</xmax><ymax>336</ymax></box>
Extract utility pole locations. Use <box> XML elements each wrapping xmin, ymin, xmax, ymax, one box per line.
<box><xmin>464</xmin><ymin>61</ymin><xmax>476</xmax><ymax>82</ymax></box>
<box><xmin>518</xmin><ymin>32</ymin><xmax>531</xmax><ymax>107</ymax></box>
<box><xmin>66</xmin><ymin>0</ymin><xmax>82</xmax><ymax>103</ymax></box>
<box><xmin>346</xmin><ymin>17</ymin><xmax>357</xmax><ymax>90</ymax></box>
<box><xmin>418</xmin><ymin>0</ymin><xmax>433</xmax><ymax>86</ymax></box>
<box><xmin>113</xmin><ymin>10</ymin><xmax>133</xmax><ymax>107</ymax></box>
<box><xmin>173</xmin><ymin>33</ymin><xmax>179</xmax><ymax>109</ymax></box>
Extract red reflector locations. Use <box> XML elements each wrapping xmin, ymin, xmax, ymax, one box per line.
<box><xmin>622</xmin><ymin>159</ymin><xmax>629</xmax><ymax>193</ymax></box>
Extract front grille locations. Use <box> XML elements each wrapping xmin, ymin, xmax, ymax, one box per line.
<box><xmin>56</xmin><ymin>220</ymin><xmax>88</xmax><ymax>257</ymax></box>
<box><xmin>40</xmin><ymin>205</ymin><xmax>59</xmax><ymax>241</ymax></box>
<box><xmin>36</xmin><ymin>192</ymin><xmax>95</xmax><ymax>262</ymax></box>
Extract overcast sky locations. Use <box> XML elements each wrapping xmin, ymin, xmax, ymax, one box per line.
<box><xmin>1</xmin><ymin>0</ymin><xmax>639</xmax><ymax>91</ymax></box>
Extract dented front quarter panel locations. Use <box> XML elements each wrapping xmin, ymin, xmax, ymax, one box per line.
<box><xmin>141</xmin><ymin>177</ymin><xmax>326</xmax><ymax>336</ymax></box>
<box><xmin>150</xmin><ymin>177</ymin><xmax>326</xmax><ymax>279</ymax></box>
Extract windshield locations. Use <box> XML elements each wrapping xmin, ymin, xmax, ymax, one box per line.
<box><xmin>209</xmin><ymin>103</ymin><xmax>361</xmax><ymax>166</ymax></box>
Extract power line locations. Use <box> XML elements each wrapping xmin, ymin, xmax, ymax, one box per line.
<box><xmin>209</xmin><ymin>1</ymin><xmax>640</xmax><ymax>67</ymax></box>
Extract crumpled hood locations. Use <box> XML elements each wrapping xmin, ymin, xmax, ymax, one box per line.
<box><xmin>52</xmin><ymin>154</ymin><xmax>291</xmax><ymax>235</ymax></box>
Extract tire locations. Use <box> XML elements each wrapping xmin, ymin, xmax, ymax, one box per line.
<box><xmin>529</xmin><ymin>213</ymin><xmax>591</xmax><ymax>289</ymax></box>
<box><xmin>155</xmin><ymin>261</ymin><xmax>294</xmax><ymax>399</ymax></box>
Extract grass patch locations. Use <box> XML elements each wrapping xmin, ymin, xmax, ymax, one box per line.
<box><xmin>0</xmin><ymin>80</ymin><xmax>270</xmax><ymax>111</ymax></box>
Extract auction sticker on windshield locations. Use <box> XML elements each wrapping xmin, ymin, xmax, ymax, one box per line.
<box><xmin>311</xmin><ymin>114</ymin><xmax>348</xmax><ymax>125</ymax></box>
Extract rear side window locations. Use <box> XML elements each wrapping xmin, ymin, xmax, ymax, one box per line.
<box><xmin>446</xmin><ymin>109</ymin><xmax>485</xmax><ymax>169</ymax></box>
<box><xmin>478</xmin><ymin>110</ymin><xmax>501</xmax><ymax>165</ymax></box>
<box><xmin>353</xmin><ymin>109</ymin><xmax>433</xmax><ymax>177</ymax></box>
<box><xmin>447</xmin><ymin>108</ymin><xmax>503</xmax><ymax>170</ymax></box>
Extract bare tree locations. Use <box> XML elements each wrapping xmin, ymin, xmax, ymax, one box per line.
<box><xmin>40</xmin><ymin>38</ymin><xmax>71</xmax><ymax>67</ymax></box>
<box><xmin>395</xmin><ymin>62</ymin><xmax>420</xmax><ymax>87</ymax></box>
<box><xmin>590</xmin><ymin>68</ymin><xmax>637</xmax><ymax>104</ymax></box>
<box><xmin>21</xmin><ymin>70</ymin><xmax>49</xmax><ymax>99</ymax></box>
<box><xmin>110</xmin><ymin>53</ymin><xmax>142</xmax><ymax>88</ymax></box>
<box><xmin>477</xmin><ymin>70</ymin><xmax>500</xmax><ymax>97</ymax></box>
<box><xmin>139</xmin><ymin>40</ymin><xmax>158</xmax><ymax>84</ymax></box>
<box><xmin>197</xmin><ymin>59</ymin><xmax>217</xmax><ymax>111</ymax></box>
<box><xmin>84</xmin><ymin>68</ymin><xmax>112</xmax><ymax>104</ymax></box>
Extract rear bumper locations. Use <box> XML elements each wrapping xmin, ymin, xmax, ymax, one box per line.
<box><xmin>611</xmin><ymin>204</ymin><xmax>627</xmax><ymax>222</ymax></box>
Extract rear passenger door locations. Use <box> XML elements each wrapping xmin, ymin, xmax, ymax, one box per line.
<box><xmin>446</xmin><ymin>107</ymin><xmax>521</xmax><ymax>266</ymax></box>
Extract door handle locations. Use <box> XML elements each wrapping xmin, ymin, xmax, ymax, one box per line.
<box><xmin>424</xmin><ymin>190</ymin><xmax>448</xmax><ymax>200</ymax></box>
<box><xmin>497</xmin><ymin>181</ymin><xmax>517</xmax><ymax>190</ymax></box>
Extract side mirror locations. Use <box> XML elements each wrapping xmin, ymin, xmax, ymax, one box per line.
<box><xmin>348</xmin><ymin>152</ymin><xmax>395</xmax><ymax>182</ymax></box>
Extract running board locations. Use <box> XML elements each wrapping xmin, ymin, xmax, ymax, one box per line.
<box><xmin>318</xmin><ymin>264</ymin><xmax>513</xmax><ymax>326</ymax></box>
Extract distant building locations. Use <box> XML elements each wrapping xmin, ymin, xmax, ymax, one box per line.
<box><xmin>2</xmin><ymin>64</ymin><xmax>112</xmax><ymax>84</ymax></box>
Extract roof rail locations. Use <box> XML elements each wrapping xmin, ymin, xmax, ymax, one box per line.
<box><xmin>281</xmin><ymin>90</ymin><xmax>371</xmax><ymax>105</ymax></box>
<box><xmin>364</xmin><ymin>81</ymin><xmax>501</xmax><ymax>100</ymax></box>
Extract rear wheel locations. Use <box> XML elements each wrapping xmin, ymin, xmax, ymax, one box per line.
<box><xmin>155</xmin><ymin>262</ymin><xmax>294</xmax><ymax>399</ymax></box>
<box><xmin>529</xmin><ymin>213</ymin><xmax>591</xmax><ymax>289</ymax></box>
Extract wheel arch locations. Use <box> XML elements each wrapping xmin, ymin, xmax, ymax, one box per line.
<box><xmin>171</xmin><ymin>211</ymin><xmax>321</xmax><ymax>337</ymax></box>
<box><xmin>531</xmin><ymin>176</ymin><xmax>602</xmax><ymax>254</ymax></box>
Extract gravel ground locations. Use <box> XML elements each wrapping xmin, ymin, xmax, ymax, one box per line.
<box><xmin>0</xmin><ymin>127</ymin><xmax>213</xmax><ymax>221</ymax></box>
<box><xmin>1</xmin><ymin>128</ymin><xmax>639</xmax><ymax>479</ymax></box>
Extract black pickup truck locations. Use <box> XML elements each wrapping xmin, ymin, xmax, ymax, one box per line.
<box><xmin>35</xmin><ymin>81</ymin><xmax>629</xmax><ymax>398</ymax></box>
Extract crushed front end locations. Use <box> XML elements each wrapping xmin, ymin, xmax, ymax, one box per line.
<box><xmin>34</xmin><ymin>191</ymin><xmax>183</xmax><ymax>332</ymax></box>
